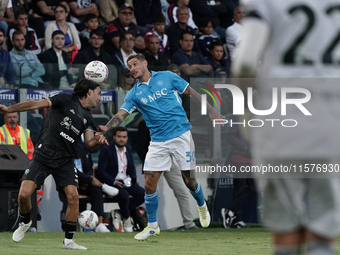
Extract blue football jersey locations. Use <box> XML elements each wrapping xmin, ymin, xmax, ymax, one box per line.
<box><xmin>121</xmin><ymin>71</ymin><xmax>191</xmax><ymax>142</ymax></box>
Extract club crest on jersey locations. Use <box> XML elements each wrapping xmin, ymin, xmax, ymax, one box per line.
<box><xmin>60</xmin><ymin>117</ymin><xmax>72</xmax><ymax>130</ymax></box>
<box><xmin>141</xmin><ymin>97</ymin><xmax>148</xmax><ymax>105</ymax></box>
<box><xmin>157</xmin><ymin>81</ymin><xmax>163</xmax><ymax>86</ymax></box>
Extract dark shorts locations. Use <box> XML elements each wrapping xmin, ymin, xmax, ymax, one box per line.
<box><xmin>21</xmin><ymin>159</ymin><xmax>79</xmax><ymax>190</ymax></box>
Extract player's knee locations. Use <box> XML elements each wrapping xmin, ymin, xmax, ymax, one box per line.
<box><xmin>185</xmin><ymin>179</ymin><xmax>197</xmax><ymax>192</ymax></box>
<box><xmin>67</xmin><ymin>192</ymin><xmax>79</xmax><ymax>206</ymax></box>
<box><xmin>18</xmin><ymin>190</ymin><xmax>31</xmax><ymax>203</ymax></box>
<box><xmin>144</xmin><ymin>181</ymin><xmax>157</xmax><ymax>194</ymax></box>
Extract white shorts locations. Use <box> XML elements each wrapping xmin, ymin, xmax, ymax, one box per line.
<box><xmin>144</xmin><ymin>130</ymin><xmax>196</xmax><ymax>171</ymax></box>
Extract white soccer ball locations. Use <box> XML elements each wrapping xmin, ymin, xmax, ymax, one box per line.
<box><xmin>78</xmin><ymin>210</ymin><xmax>99</xmax><ymax>230</ymax></box>
<box><xmin>84</xmin><ymin>60</ymin><xmax>109</xmax><ymax>83</ymax></box>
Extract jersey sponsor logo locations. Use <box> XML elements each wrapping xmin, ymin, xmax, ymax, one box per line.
<box><xmin>157</xmin><ymin>81</ymin><xmax>163</xmax><ymax>86</ymax></box>
<box><xmin>59</xmin><ymin>131</ymin><xmax>75</xmax><ymax>143</ymax></box>
<box><xmin>147</xmin><ymin>88</ymin><xmax>168</xmax><ymax>102</ymax></box>
<box><xmin>70</xmin><ymin>109</ymin><xmax>75</xmax><ymax>114</ymax></box>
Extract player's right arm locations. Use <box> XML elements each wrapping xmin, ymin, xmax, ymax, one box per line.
<box><xmin>0</xmin><ymin>98</ymin><xmax>50</xmax><ymax>114</ymax></box>
<box><xmin>100</xmin><ymin>109</ymin><xmax>129</xmax><ymax>134</ymax></box>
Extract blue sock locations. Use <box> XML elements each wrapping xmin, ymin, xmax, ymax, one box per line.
<box><xmin>190</xmin><ymin>181</ymin><xmax>205</xmax><ymax>207</ymax></box>
<box><xmin>144</xmin><ymin>191</ymin><xmax>158</xmax><ymax>224</ymax></box>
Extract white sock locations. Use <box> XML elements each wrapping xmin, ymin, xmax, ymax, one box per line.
<box><xmin>149</xmin><ymin>222</ymin><xmax>158</xmax><ymax>228</ymax></box>
<box><xmin>64</xmin><ymin>238</ymin><xmax>72</xmax><ymax>246</ymax></box>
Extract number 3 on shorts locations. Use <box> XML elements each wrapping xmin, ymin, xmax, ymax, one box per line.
<box><xmin>186</xmin><ymin>151</ymin><xmax>195</xmax><ymax>162</ymax></box>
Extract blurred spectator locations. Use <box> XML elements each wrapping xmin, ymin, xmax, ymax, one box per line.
<box><xmin>132</xmin><ymin>0</ymin><xmax>161</xmax><ymax>35</ymax></box>
<box><xmin>167</xmin><ymin>0</ymin><xmax>197</xmax><ymax>29</ymax></box>
<box><xmin>33</xmin><ymin>0</ymin><xmax>69</xmax><ymax>24</ymax></box>
<box><xmin>98</xmin><ymin>0</ymin><xmax>136</xmax><ymax>27</ymax></box>
<box><xmin>171</xmin><ymin>31</ymin><xmax>212</xmax><ymax>78</ymax></box>
<box><xmin>189</xmin><ymin>0</ymin><xmax>230</xmax><ymax>42</ymax></box>
<box><xmin>0</xmin><ymin>27</ymin><xmax>15</xmax><ymax>88</ymax></box>
<box><xmin>7</xmin><ymin>0</ymin><xmax>45</xmax><ymax>39</ymax></box>
<box><xmin>144</xmin><ymin>12</ymin><xmax>170</xmax><ymax>58</ymax></box>
<box><xmin>10</xmin><ymin>31</ymin><xmax>45</xmax><ymax>88</ymax></box>
<box><xmin>225</xmin><ymin>5</ymin><xmax>244</xmax><ymax>60</ymax></box>
<box><xmin>205</xmin><ymin>41</ymin><xmax>230</xmax><ymax>76</ymax></box>
<box><xmin>197</xmin><ymin>17</ymin><xmax>219</xmax><ymax>57</ymax></box>
<box><xmin>39</xmin><ymin>30</ymin><xmax>74</xmax><ymax>89</ymax></box>
<box><xmin>167</xmin><ymin>63</ymin><xmax>181</xmax><ymax>76</ymax></box>
<box><xmin>110</xmin><ymin>69</ymin><xmax>142</xmax><ymax>127</ymax></box>
<box><xmin>0</xmin><ymin>0</ymin><xmax>15</xmax><ymax>36</ymax></box>
<box><xmin>9</xmin><ymin>10</ymin><xmax>41</xmax><ymax>55</ymax></box>
<box><xmin>74</xmin><ymin>29</ymin><xmax>110</xmax><ymax>65</ymax></box>
<box><xmin>68</xmin><ymin>0</ymin><xmax>99</xmax><ymax>31</ymax></box>
<box><xmin>0</xmin><ymin>112</ymin><xmax>34</xmax><ymax>159</ymax></box>
<box><xmin>105</xmin><ymin>4</ymin><xmax>144</xmax><ymax>53</ymax></box>
<box><xmin>111</xmin><ymin>31</ymin><xmax>136</xmax><ymax>77</ymax></box>
<box><xmin>79</xmin><ymin>14</ymin><xmax>99</xmax><ymax>51</ymax></box>
<box><xmin>143</xmin><ymin>34</ymin><xmax>169</xmax><ymax>71</ymax></box>
<box><xmin>165</xmin><ymin>6</ymin><xmax>198</xmax><ymax>56</ymax></box>
<box><xmin>96</xmin><ymin>127</ymin><xmax>145</xmax><ymax>233</ymax></box>
<box><xmin>44</xmin><ymin>4</ymin><xmax>81</xmax><ymax>54</ymax></box>
<box><xmin>73</xmin><ymin>29</ymin><xmax>112</xmax><ymax>89</ymax></box>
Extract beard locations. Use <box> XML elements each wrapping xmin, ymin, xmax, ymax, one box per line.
<box><xmin>115</xmin><ymin>142</ymin><xmax>125</xmax><ymax>148</ymax></box>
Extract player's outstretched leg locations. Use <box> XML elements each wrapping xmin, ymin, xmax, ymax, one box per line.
<box><xmin>13</xmin><ymin>180</ymin><xmax>37</xmax><ymax>243</ymax></box>
<box><xmin>189</xmin><ymin>180</ymin><xmax>211</xmax><ymax>228</ymax></box>
<box><xmin>12</xmin><ymin>219</ymin><xmax>32</xmax><ymax>243</ymax></box>
<box><xmin>134</xmin><ymin>191</ymin><xmax>160</xmax><ymax>240</ymax></box>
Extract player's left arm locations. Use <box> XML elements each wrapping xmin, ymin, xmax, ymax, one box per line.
<box><xmin>183</xmin><ymin>86</ymin><xmax>225</xmax><ymax>126</ymax></box>
<box><xmin>84</xmin><ymin>129</ymin><xmax>109</xmax><ymax>150</ymax></box>
<box><xmin>0</xmin><ymin>98</ymin><xmax>50</xmax><ymax>114</ymax></box>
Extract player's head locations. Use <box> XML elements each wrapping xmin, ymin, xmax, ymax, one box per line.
<box><xmin>72</xmin><ymin>78</ymin><xmax>101</xmax><ymax>108</ymax></box>
<box><xmin>4</xmin><ymin>112</ymin><xmax>19</xmax><ymax>128</ymax></box>
<box><xmin>126</xmin><ymin>53</ymin><xmax>148</xmax><ymax>79</ymax></box>
<box><xmin>113</xmin><ymin>127</ymin><xmax>128</xmax><ymax>147</ymax></box>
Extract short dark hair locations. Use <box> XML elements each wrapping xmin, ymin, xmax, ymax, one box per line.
<box><xmin>14</xmin><ymin>10</ymin><xmax>28</xmax><ymax>20</ymax></box>
<box><xmin>90</xmin><ymin>29</ymin><xmax>104</xmax><ymax>39</ymax></box>
<box><xmin>119</xmin><ymin>31</ymin><xmax>135</xmax><ymax>43</ymax></box>
<box><xmin>12</xmin><ymin>30</ymin><xmax>24</xmax><ymax>40</ymax></box>
<box><xmin>209</xmin><ymin>41</ymin><xmax>224</xmax><ymax>51</ymax></box>
<box><xmin>54</xmin><ymin>3</ymin><xmax>68</xmax><ymax>13</ymax></box>
<box><xmin>179</xmin><ymin>30</ymin><xmax>193</xmax><ymax>40</ymax></box>
<box><xmin>152</xmin><ymin>12</ymin><xmax>165</xmax><ymax>23</ymax></box>
<box><xmin>199</xmin><ymin>17</ymin><xmax>215</xmax><ymax>31</ymax></box>
<box><xmin>126</xmin><ymin>53</ymin><xmax>145</xmax><ymax>64</ymax></box>
<box><xmin>84</xmin><ymin>14</ymin><xmax>98</xmax><ymax>23</ymax></box>
<box><xmin>72</xmin><ymin>78</ymin><xmax>100</xmax><ymax>98</ymax></box>
<box><xmin>147</xmin><ymin>34</ymin><xmax>159</xmax><ymax>43</ymax></box>
<box><xmin>0</xmin><ymin>27</ymin><xmax>4</xmax><ymax>36</ymax></box>
<box><xmin>113</xmin><ymin>126</ymin><xmax>128</xmax><ymax>136</ymax></box>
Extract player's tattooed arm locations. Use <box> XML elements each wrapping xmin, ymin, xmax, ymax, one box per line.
<box><xmin>101</xmin><ymin>109</ymin><xmax>129</xmax><ymax>133</ymax></box>
<box><xmin>144</xmin><ymin>171</ymin><xmax>155</xmax><ymax>177</ymax></box>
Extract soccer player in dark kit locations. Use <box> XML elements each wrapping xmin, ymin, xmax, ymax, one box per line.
<box><xmin>0</xmin><ymin>78</ymin><xmax>108</xmax><ymax>250</ymax></box>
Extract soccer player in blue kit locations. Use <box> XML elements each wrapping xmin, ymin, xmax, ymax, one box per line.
<box><xmin>100</xmin><ymin>53</ymin><xmax>223</xmax><ymax>240</ymax></box>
